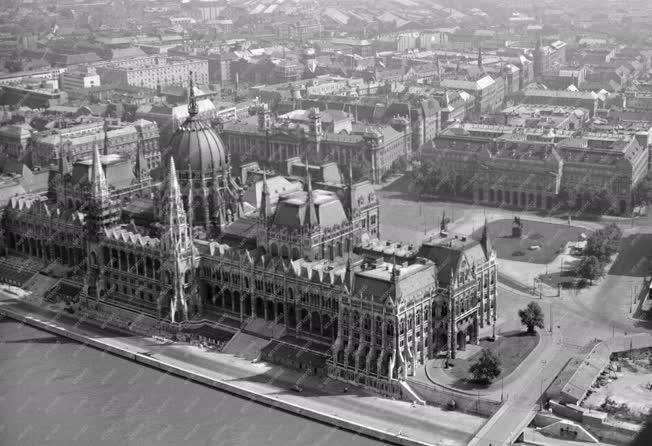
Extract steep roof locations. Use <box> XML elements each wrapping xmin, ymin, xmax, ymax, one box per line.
<box><xmin>272</xmin><ymin>189</ymin><xmax>348</xmax><ymax>230</ymax></box>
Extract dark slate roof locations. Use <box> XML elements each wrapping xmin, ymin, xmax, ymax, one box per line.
<box><xmin>272</xmin><ymin>189</ymin><xmax>348</xmax><ymax>230</ymax></box>
<box><xmin>167</xmin><ymin>116</ymin><xmax>227</xmax><ymax>174</ymax></box>
<box><xmin>418</xmin><ymin>234</ymin><xmax>488</xmax><ymax>285</ymax></box>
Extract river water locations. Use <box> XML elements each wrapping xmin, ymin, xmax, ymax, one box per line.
<box><xmin>0</xmin><ymin>318</ymin><xmax>386</xmax><ymax>446</ymax></box>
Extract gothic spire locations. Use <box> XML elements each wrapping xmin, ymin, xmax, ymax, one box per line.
<box><xmin>478</xmin><ymin>45</ymin><xmax>483</xmax><ymax>71</ymax></box>
<box><xmin>304</xmin><ymin>148</ymin><xmax>317</xmax><ymax>228</ymax></box>
<box><xmin>166</xmin><ymin>157</ymin><xmax>183</xmax><ymax>217</ymax></box>
<box><xmin>187</xmin><ymin>163</ymin><xmax>194</xmax><ymax>233</ymax></box>
<box><xmin>347</xmin><ymin>152</ymin><xmax>355</xmax><ymax>217</ymax></box>
<box><xmin>134</xmin><ymin>139</ymin><xmax>148</xmax><ymax>180</ymax></box>
<box><xmin>103</xmin><ymin>120</ymin><xmax>110</xmax><ymax>156</ymax></box>
<box><xmin>160</xmin><ymin>156</ymin><xmax>190</xmax><ymax>250</ymax></box>
<box><xmin>480</xmin><ymin>217</ymin><xmax>493</xmax><ymax>259</ymax></box>
<box><xmin>188</xmin><ymin>71</ymin><xmax>198</xmax><ymax>117</ymax></box>
<box><xmin>345</xmin><ymin>250</ymin><xmax>355</xmax><ymax>292</ymax></box>
<box><xmin>90</xmin><ymin>145</ymin><xmax>109</xmax><ymax>199</ymax></box>
<box><xmin>259</xmin><ymin>170</ymin><xmax>271</xmax><ymax>221</ymax></box>
<box><xmin>58</xmin><ymin>138</ymin><xmax>71</xmax><ymax>176</ymax></box>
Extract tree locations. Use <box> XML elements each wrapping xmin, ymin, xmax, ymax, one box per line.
<box><xmin>576</xmin><ymin>255</ymin><xmax>604</xmax><ymax>284</ymax></box>
<box><xmin>587</xmin><ymin>189</ymin><xmax>616</xmax><ymax>215</ymax></box>
<box><xmin>518</xmin><ymin>302</ymin><xmax>545</xmax><ymax>334</ymax></box>
<box><xmin>632</xmin><ymin>178</ymin><xmax>652</xmax><ymax>206</ymax></box>
<box><xmin>585</xmin><ymin>223</ymin><xmax>622</xmax><ymax>261</ymax></box>
<box><xmin>469</xmin><ymin>349</ymin><xmax>501</xmax><ymax>384</ymax></box>
<box><xmin>5</xmin><ymin>56</ymin><xmax>23</xmax><ymax>73</ymax></box>
<box><xmin>557</xmin><ymin>188</ymin><xmax>572</xmax><ymax>210</ymax></box>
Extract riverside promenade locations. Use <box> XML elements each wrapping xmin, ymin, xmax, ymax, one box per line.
<box><xmin>0</xmin><ymin>290</ymin><xmax>486</xmax><ymax>446</ymax></box>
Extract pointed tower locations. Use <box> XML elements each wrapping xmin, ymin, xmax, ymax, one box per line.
<box><xmin>188</xmin><ymin>70</ymin><xmax>199</xmax><ymax>117</ymax></box>
<box><xmin>102</xmin><ymin>120</ymin><xmax>110</xmax><ymax>156</ymax></box>
<box><xmin>134</xmin><ymin>141</ymin><xmax>149</xmax><ymax>181</ymax></box>
<box><xmin>160</xmin><ymin>156</ymin><xmax>196</xmax><ymax>322</ymax></box>
<box><xmin>91</xmin><ymin>145</ymin><xmax>109</xmax><ymax>200</ymax></box>
<box><xmin>58</xmin><ymin>138</ymin><xmax>71</xmax><ymax>177</ymax></box>
<box><xmin>480</xmin><ymin>217</ymin><xmax>493</xmax><ymax>259</ymax></box>
<box><xmin>344</xmin><ymin>252</ymin><xmax>355</xmax><ymax>293</ymax></box>
<box><xmin>303</xmin><ymin>153</ymin><xmax>318</xmax><ymax>229</ymax></box>
<box><xmin>259</xmin><ymin>171</ymin><xmax>271</xmax><ymax>222</ymax></box>
<box><xmin>440</xmin><ymin>210</ymin><xmax>448</xmax><ymax>232</ymax></box>
<box><xmin>347</xmin><ymin>155</ymin><xmax>355</xmax><ymax>219</ymax></box>
<box><xmin>534</xmin><ymin>36</ymin><xmax>543</xmax><ymax>77</ymax></box>
<box><xmin>161</xmin><ymin>157</ymin><xmax>190</xmax><ymax>252</ymax></box>
<box><xmin>391</xmin><ymin>259</ymin><xmax>402</xmax><ymax>301</ymax></box>
<box><xmin>477</xmin><ymin>45</ymin><xmax>483</xmax><ymax>72</ymax></box>
<box><xmin>86</xmin><ymin>146</ymin><xmax>118</xmax><ymax>238</ymax></box>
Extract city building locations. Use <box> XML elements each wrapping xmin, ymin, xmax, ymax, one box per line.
<box><xmin>221</xmin><ymin>105</ymin><xmax>412</xmax><ymax>183</ymax></box>
<box><xmin>440</xmin><ymin>75</ymin><xmax>504</xmax><ymax>115</ymax></box>
<box><xmin>278</xmin><ymin>95</ymin><xmax>441</xmax><ymax>154</ymax></box>
<box><xmin>60</xmin><ymin>66</ymin><xmax>101</xmax><ymax>91</ymax></box>
<box><xmin>95</xmin><ymin>56</ymin><xmax>209</xmax><ymax>90</ymax></box>
<box><xmin>512</xmin><ymin>89</ymin><xmax>601</xmax><ymax>117</ymax></box>
<box><xmin>30</xmin><ymin>119</ymin><xmax>160</xmax><ymax>170</ymax></box>
<box><xmin>0</xmin><ymin>83</ymin><xmax>68</xmax><ymax>109</ymax></box>
<box><xmin>1</xmin><ymin>80</ymin><xmax>498</xmax><ymax>398</ymax></box>
<box><xmin>0</xmin><ymin>123</ymin><xmax>33</xmax><ymax>162</ymax></box>
<box><xmin>533</xmin><ymin>39</ymin><xmax>567</xmax><ymax>77</ymax></box>
<box><xmin>422</xmin><ymin>123</ymin><xmax>648</xmax><ymax>214</ymax></box>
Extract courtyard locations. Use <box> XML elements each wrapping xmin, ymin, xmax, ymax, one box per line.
<box><xmin>471</xmin><ymin>219</ymin><xmax>587</xmax><ymax>264</ymax></box>
<box><xmin>440</xmin><ymin>330</ymin><xmax>540</xmax><ymax>390</ymax></box>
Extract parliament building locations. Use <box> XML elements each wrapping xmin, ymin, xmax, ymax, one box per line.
<box><xmin>1</xmin><ymin>79</ymin><xmax>497</xmax><ymax>398</ymax></box>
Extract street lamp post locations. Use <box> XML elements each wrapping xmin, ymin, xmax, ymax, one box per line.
<box><xmin>540</xmin><ymin>360</ymin><xmax>547</xmax><ymax>411</ymax></box>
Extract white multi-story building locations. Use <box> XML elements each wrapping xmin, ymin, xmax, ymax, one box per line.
<box><xmin>95</xmin><ymin>56</ymin><xmax>208</xmax><ymax>90</ymax></box>
<box><xmin>60</xmin><ymin>67</ymin><xmax>101</xmax><ymax>90</ymax></box>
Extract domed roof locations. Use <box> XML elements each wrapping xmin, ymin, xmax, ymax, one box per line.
<box><xmin>167</xmin><ymin>74</ymin><xmax>227</xmax><ymax>174</ymax></box>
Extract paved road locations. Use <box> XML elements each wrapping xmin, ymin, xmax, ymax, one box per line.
<box><xmin>467</xmin><ymin>272</ymin><xmax>650</xmax><ymax>445</ymax></box>
<box><xmin>377</xmin><ymin>191</ymin><xmax>652</xmax><ymax>444</ymax></box>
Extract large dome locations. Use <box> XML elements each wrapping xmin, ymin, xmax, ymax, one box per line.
<box><xmin>167</xmin><ymin>77</ymin><xmax>227</xmax><ymax>175</ymax></box>
<box><xmin>168</xmin><ymin>117</ymin><xmax>227</xmax><ymax>174</ymax></box>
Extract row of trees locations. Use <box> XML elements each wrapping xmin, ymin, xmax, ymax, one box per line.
<box><xmin>632</xmin><ymin>172</ymin><xmax>652</xmax><ymax>207</ymax></box>
<box><xmin>409</xmin><ymin>160</ymin><xmax>471</xmax><ymax>198</ymax></box>
<box><xmin>557</xmin><ymin>188</ymin><xmax>622</xmax><ymax>215</ymax></box>
<box><xmin>575</xmin><ymin>223</ymin><xmax>622</xmax><ymax>283</ymax></box>
<box><xmin>380</xmin><ymin>157</ymin><xmax>409</xmax><ymax>182</ymax></box>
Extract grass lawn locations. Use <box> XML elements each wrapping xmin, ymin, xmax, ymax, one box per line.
<box><xmin>472</xmin><ymin>219</ymin><xmax>587</xmax><ymax>264</ymax></box>
<box><xmin>443</xmin><ymin>330</ymin><xmax>540</xmax><ymax>387</ymax></box>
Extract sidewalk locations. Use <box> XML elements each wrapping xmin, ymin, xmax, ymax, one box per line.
<box><xmin>0</xmin><ymin>291</ymin><xmax>486</xmax><ymax>446</ymax></box>
<box><xmin>422</xmin><ymin>331</ymin><xmax>551</xmax><ymax>400</ymax></box>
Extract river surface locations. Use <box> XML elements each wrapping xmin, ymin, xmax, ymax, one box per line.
<box><xmin>0</xmin><ymin>318</ymin><xmax>386</xmax><ymax>446</ymax></box>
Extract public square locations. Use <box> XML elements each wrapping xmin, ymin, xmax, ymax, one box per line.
<box><xmin>376</xmin><ymin>181</ymin><xmax>652</xmax><ymax>444</ymax></box>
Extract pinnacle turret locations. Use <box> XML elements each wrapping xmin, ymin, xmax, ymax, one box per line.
<box><xmin>188</xmin><ymin>71</ymin><xmax>198</xmax><ymax>117</ymax></box>
<box><xmin>304</xmin><ymin>151</ymin><xmax>317</xmax><ymax>228</ymax></box>
<box><xmin>480</xmin><ymin>217</ymin><xmax>493</xmax><ymax>259</ymax></box>
<box><xmin>259</xmin><ymin>171</ymin><xmax>271</xmax><ymax>221</ymax></box>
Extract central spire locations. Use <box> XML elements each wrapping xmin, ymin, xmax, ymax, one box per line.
<box><xmin>304</xmin><ymin>146</ymin><xmax>317</xmax><ymax>228</ymax></box>
<box><xmin>188</xmin><ymin>71</ymin><xmax>198</xmax><ymax>117</ymax></box>
<box><xmin>91</xmin><ymin>145</ymin><xmax>109</xmax><ymax>199</ymax></box>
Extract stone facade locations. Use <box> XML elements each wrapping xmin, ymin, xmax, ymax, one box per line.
<box><xmin>422</xmin><ymin>124</ymin><xmax>648</xmax><ymax>214</ymax></box>
<box><xmin>222</xmin><ymin>105</ymin><xmax>412</xmax><ymax>183</ymax></box>
<box><xmin>1</xmin><ymin>83</ymin><xmax>498</xmax><ymax>398</ymax></box>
